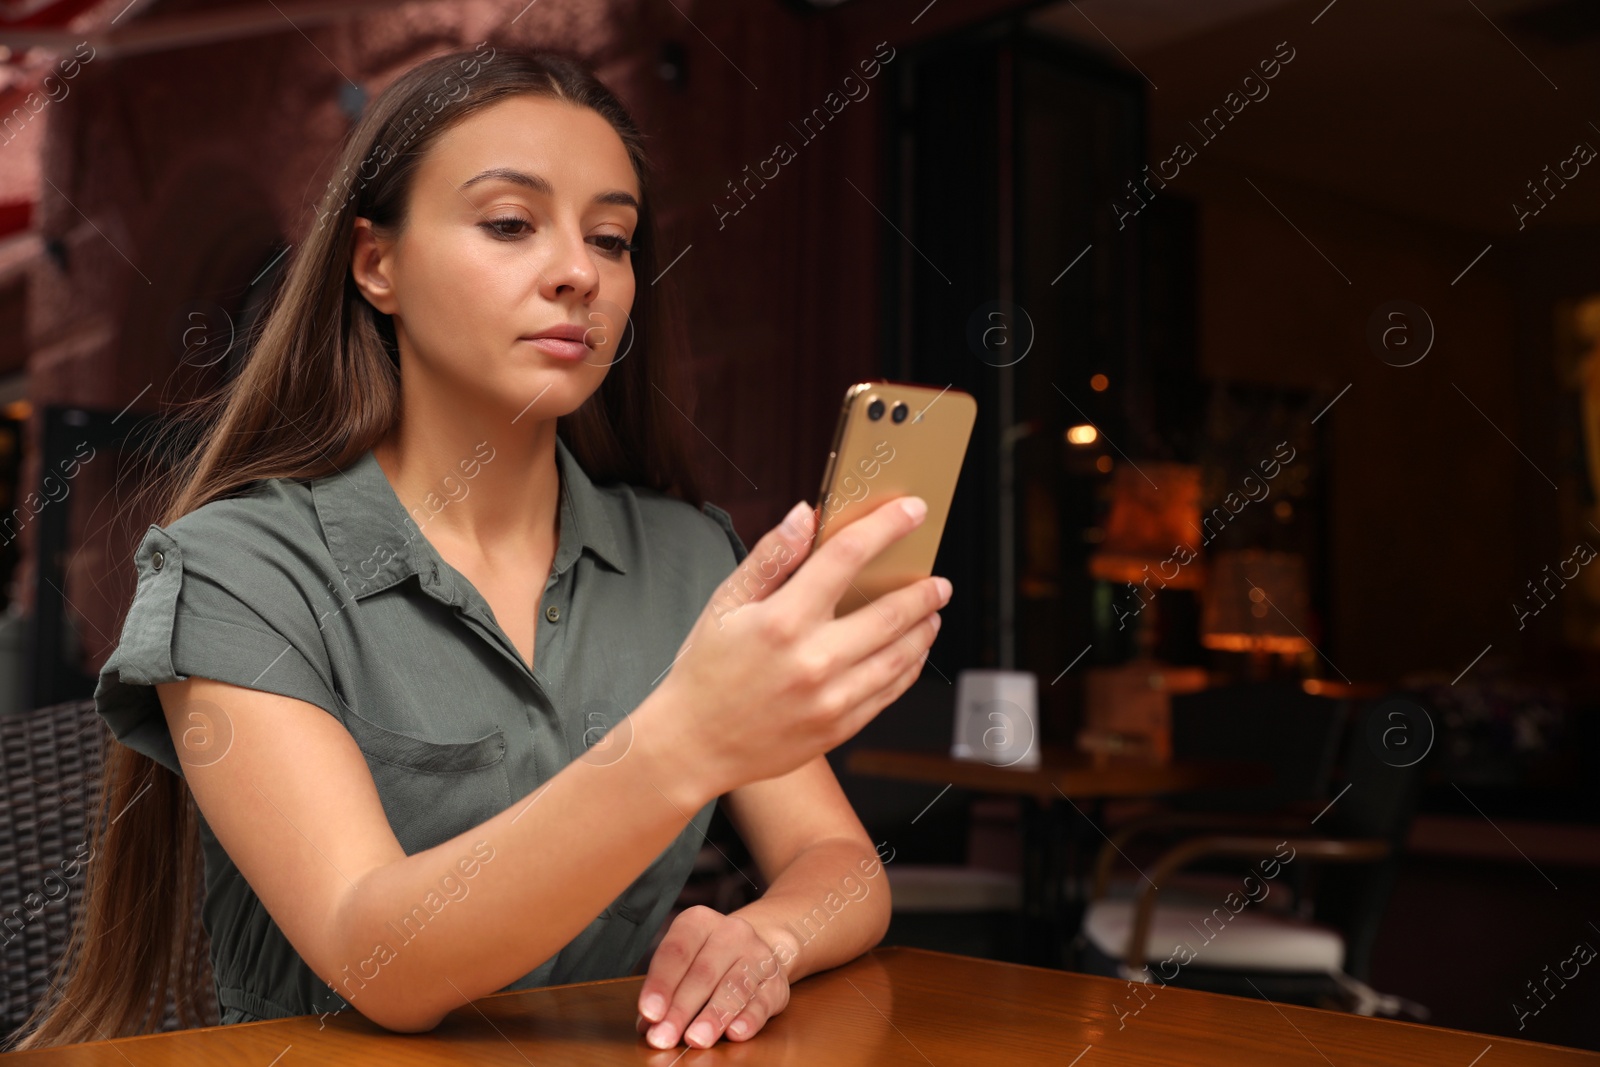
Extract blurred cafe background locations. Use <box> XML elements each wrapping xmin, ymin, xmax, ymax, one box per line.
<box><xmin>1</xmin><ymin>0</ymin><xmax>1597</xmax><ymax>1053</ymax></box>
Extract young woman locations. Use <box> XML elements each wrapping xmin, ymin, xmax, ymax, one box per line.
<box><xmin>11</xmin><ymin>46</ymin><xmax>949</xmax><ymax>1051</ymax></box>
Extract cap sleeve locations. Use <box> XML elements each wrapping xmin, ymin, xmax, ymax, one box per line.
<box><xmin>95</xmin><ymin>523</ymin><xmax>341</xmax><ymax>776</ymax></box>
<box><xmin>699</xmin><ymin>501</ymin><xmax>748</xmax><ymax>566</ymax></box>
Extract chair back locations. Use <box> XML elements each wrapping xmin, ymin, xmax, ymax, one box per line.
<box><xmin>1311</xmin><ymin>692</ymin><xmax>1435</xmax><ymax>980</ymax></box>
<box><xmin>1169</xmin><ymin>681</ymin><xmax>1347</xmax><ymax>812</ymax></box>
<box><xmin>1</xmin><ymin>699</ymin><xmax>105</xmax><ymax>1039</ymax></box>
<box><xmin>1</xmin><ymin>698</ymin><xmax>216</xmax><ymax>1042</ymax></box>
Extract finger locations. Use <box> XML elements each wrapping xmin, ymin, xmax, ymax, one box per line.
<box><xmin>773</xmin><ymin>494</ymin><xmax>928</xmax><ymax>619</ymax></box>
<box><xmin>819</xmin><ymin>573</ymin><xmax>950</xmax><ymax>672</ymax></box>
<box><xmin>867</xmin><ymin>639</ymin><xmax>934</xmax><ymax>712</ymax></box>
<box><xmin>645</xmin><ymin>920</ymin><xmax>750</xmax><ymax>1049</ymax></box>
<box><xmin>824</xmin><ymin>611</ymin><xmax>940</xmax><ymax>741</ymax></box>
<box><xmin>834</xmin><ymin>643</ymin><xmax>931</xmax><ymax>747</ymax></box>
<box><xmin>723</xmin><ymin>987</ymin><xmax>779</xmax><ymax>1042</ymax></box>
<box><xmin>638</xmin><ymin>907</ymin><xmax>718</xmax><ymax>1026</ymax></box>
<box><xmin>704</xmin><ymin>500</ymin><xmax>817</xmax><ymax>629</ymax></box>
<box><xmin>685</xmin><ymin>960</ymin><xmax>782</xmax><ymax>1047</ymax></box>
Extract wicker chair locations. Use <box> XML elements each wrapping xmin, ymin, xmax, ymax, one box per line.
<box><xmin>0</xmin><ymin>698</ymin><xmax>218</xmax><ymax>1044</ymax></box>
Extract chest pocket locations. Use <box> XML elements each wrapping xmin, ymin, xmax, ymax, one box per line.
<box><xmin>338</xmin><ymin>701</ymin><xmax>512</xmax><ymax>856</ymax></box>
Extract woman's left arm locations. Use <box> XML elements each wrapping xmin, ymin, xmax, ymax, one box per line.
<box><xmin>635</xmin><ymin>755</ymin><xmax>890</xmax><ymax>1049</ymax></box>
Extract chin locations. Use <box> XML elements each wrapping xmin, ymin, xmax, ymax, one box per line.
<box><xmin>506</xmin><ymin>370</ymin><xmax>604</xmax><ymax>417</ymax></box>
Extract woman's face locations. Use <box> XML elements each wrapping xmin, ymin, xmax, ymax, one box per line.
<box><xmin>353</xmin><ymin>94</ymin><xmax>640</xmax><ymax>421</ymax></box>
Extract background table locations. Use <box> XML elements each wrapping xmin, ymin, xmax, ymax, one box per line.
<box><xmin>846</xmin><ymin>746</ymin><xmax>1271</xmax><ymax>964</ymax></box>
<box><xmin>845</xmin><ymin>746</ymin><xmax>1268</xmax><ymax>805</ymax></box>
<box><xmin>6</xmin><ymin>946</ymin><xmax>1593</xmax><ymax>1064</ymax></box>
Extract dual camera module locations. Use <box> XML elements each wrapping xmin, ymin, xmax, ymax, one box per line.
<box><xmin>867</xmin><ymin>397</ymin><xmax>910</xmax><ymax>423</ymax></box>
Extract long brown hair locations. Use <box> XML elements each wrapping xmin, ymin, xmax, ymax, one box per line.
<box><xmin>9</xmin><ymin>44</ymin><xmax>705</xmax><ymax>1049</ymax></box>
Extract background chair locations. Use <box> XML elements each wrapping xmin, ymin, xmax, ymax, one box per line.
<box><xmin>832</xmin><ymin>676</ymin><xmax>1025</xmax><ymax>962</ymax></box>
<box><xmin>1084</xmin><ymin>681</ymin><xmax>1349</xmax><ymax>910</ymax></box>
<box><xmin>0</xmin><ymin>698</ymin><xmax>216</xmax><ymax>1045</ymax></box>
<box><xmin>1074</xmin><ymin>690</ymin><xmax>1433</xmax><ymax>1014</ymax></box>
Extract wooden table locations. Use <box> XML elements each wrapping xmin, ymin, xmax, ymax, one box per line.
<box><xmin>845</xmin><ymin>747</ymin><xmax>1271</xmax><ymax>965</ymax></box>
<box><xmin>7</xmin><ymin>947</ymin><xmax>1591</xmax><ymax>1064</ymax></box>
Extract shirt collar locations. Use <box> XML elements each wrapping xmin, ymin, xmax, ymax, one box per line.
<box><xmin>312</xmin><ymin>435</ymin><xmax>630</xmax><ymax>602</ymax></box>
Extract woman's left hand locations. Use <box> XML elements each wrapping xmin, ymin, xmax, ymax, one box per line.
<box><xmin>635</xmin><ymin>906</ymin><xmax>792</xmax><ymax>1048</ymax></box>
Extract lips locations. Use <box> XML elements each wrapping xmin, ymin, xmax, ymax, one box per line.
<box><xmin>520</xmin><ymin>324</ymin><xmax>592</xmax><ymax>361</ymax></box>
<box><xmin>523</xmin><ymin>336</ymin><xmax>588</xmax><ymax>360</ymax></box>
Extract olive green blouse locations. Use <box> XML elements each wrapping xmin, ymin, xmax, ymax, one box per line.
<box><xmin>94</xmin><ymin>435</ymin><xmax>747</xmax><ymax>1025</ymax></box>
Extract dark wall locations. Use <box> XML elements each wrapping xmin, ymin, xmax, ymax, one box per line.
<box><xmin>27</xmin><ymin>0</ymin><xmax>1045</xmax><ymax>665</ymax></box>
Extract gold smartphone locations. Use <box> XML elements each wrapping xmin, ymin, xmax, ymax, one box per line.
<box><xmin>813</xmin><ymin>380</ymin><xmax>978</xmax><ymax>617</ymax></box>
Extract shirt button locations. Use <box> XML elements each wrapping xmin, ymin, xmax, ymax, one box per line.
<box><xmin>545</xmin><ymin>605</ymin><xmax>560</xmax><ymax>623</ymax></box>
<box><xmin>151</xmin><ymin>551</ymin><xmax>165</xmax><ymax>571</ymax></box>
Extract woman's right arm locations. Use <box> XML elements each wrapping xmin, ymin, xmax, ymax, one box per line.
<box><xmin>157</xmin><ymin>492</ymin><xmax>940</xmax><ymax>1034</ymax></box>
<box><xmin>161</xmin><ymin>666</ymin><xmax>707</xmax><ymax>1033</ymax></box>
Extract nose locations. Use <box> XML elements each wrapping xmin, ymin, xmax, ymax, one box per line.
<box><xmin>536</xmin><ymin>219</ymin><xmax>600</xmax><ymax>303</ymax></box>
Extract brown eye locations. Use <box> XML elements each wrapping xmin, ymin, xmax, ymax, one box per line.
<box><xmin>591</xmin><ymin>233</ymin><xmax>637</xmax><ymax>257</ymax></box>
<box><xmin>480</xmin><ymin>217</ymin><xmax>531</xmax><ymax>240</ymax></box>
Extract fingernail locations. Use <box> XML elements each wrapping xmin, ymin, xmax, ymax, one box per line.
<box><xmin>780</xmin><ymin>499</ymin><xmax>812</xmax><ymax>537</ymax></box>
<box><xmin>934</xmin><ymin>576</ymin><xmax>952</xmax><ymax>601</ymax></box>
<box><xmin>730</xmin><ymin>1018</ymin><xmax>749</xmax><ymax>1037</ymax></box>
<box><xmin>931</xmin><ymin>612</ymin><xmax>942</xmax><ymax>633</ymax></box>
<box><xmin>647</xmin><ymin>1021</ymin><xmax>676</xmax><ymax>1048</ymax></box>
<box><xmin>642</xmin><ymin>993</ymin><xmax>665</xmax><ymax>1020</ymax></box>
<box><xmin>900</xmin><ymin>496</ymin><xmax>928</xmax><ymax>523</ymax></box>
<box><xmin>686</xmin><ymin>1021</ymin><xmax>715</xmax><ymax>1047</ymax></box>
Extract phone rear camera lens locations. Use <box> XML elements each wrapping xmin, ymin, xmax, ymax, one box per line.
<box><xmin>891</xmin><ymin>402</ymin><xmax>909</xmax><ymax>423</ymax></box>
<box><xmin>867</xmin><ymin>398</ymin><xmax>886</xmax><ymax>421</ymax></box>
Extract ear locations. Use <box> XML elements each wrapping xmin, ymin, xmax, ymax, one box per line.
<box><xmin>350</xmin><ymin>217</ymin><xmax>400</xmax><ymax>315</ymax></box>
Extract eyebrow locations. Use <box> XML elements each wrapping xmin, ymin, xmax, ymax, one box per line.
<box><xmin>459</xmin><ymin>167</ymin><xmax>640</xmax><ymax>210</ymax></box>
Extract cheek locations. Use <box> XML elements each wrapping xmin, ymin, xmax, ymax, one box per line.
<box><xmin>399</xmin><ymin>228</ymin><xmax>526</xmax><ymax>357</ymax></box>
<box><xmin>587</xmin><ymin>283</ymin><xmax>637</xmax><ymax>363</ymax></box>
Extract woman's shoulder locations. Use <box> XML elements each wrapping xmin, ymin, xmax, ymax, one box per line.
<box><xmin>552</xmin><ymin>434</ymin><xmax>747</xmax><ymax>572</ymax></box>
<box><xmin>99</xmin><ymin>476</ymin><xmax>342</xmax><ymax>777</ymax></box>
<box><xmin>168</xmin><ymin>473</ymin><xmax>317</xmax><ymax>529</ymax></box>
<box><xmin>152</xmin><ymin>476</ymin><xmax>328</xmax><ymax>580</ymax></box>
<box><xmin>606</xmin><ymin>482</ymin><xmax>750</xmax><ymax>571</ymax></box>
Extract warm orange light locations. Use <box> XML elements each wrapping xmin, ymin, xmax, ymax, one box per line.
<box><xmin>1066</xmin><ymin>424</ymin><xmax>1098</xmax><ymax>445</ymax></box>
<box><xmin>1201</xmin><ymin>632</ymin><xmax>1308</xmax><ymax>653</ymax></box>
<box><xmin>1090</xmin><ymin>374</ymin><xmax>1109</xmax><ymax>392</ymax></box>
<box><xmin>1095</xmin><ymin>455</ymin><xmax>1114</xmax><ymax>473</ymax></box>
<box><xmin>1201</xmin><ymin>550</ymin><xmax>1312</xmax><ymax>655</ymax></box>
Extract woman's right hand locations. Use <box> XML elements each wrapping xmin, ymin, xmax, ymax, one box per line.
<box><xmin>650</xmin><ymin>495</ymin><xmax>952</xmax><ymax>798</ymax></box>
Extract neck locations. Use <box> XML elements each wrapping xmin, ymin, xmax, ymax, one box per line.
<box><xmin>372</xmin><ymin>413</ymin><xmax>561</xmax><ymax>565</ymax></box>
